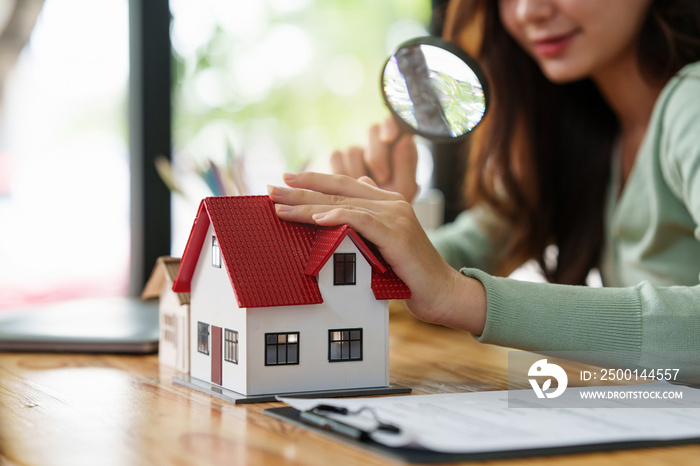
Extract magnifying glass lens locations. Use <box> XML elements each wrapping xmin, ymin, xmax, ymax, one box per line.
<box><xmin>381</xmin><ymin>37</ymin><xmax>489</xmax><ymax>142</ymax></box>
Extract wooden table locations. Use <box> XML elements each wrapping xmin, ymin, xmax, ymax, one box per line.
<box><xmin>1</xmin><ymin>303</ymin><xmax>698</xmax><ymax>465</ymax></box>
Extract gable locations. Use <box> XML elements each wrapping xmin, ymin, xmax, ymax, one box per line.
<box><xmin>304</xmin><ymin>225</ymin><xmax>386</xmax><ymax>276</ymax></box>
<box><xmin>306</xmin><ymin>226</ymin><xmax>409</xmax><ymax>300</ymax></box>
<box><xmin>173</xmin><ymin>196</ymin><xmax>410</xmax><ymax>307</ymax></box>
<box><xmin>142</xmin><ymin>256</ymin><xmax>190</xmax><ymax>305</ymax></box>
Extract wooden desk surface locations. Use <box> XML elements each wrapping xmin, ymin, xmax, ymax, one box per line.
<box><xmin>1</xmin><ymin>303</ymin><xmax>698</xmax><ymax>465</ymax></box>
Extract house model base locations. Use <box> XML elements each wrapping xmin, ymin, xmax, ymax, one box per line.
<box><xmin>173</xmin><ymin>375</ymin><xmax>411</xmax><ymax>405</ymax></box>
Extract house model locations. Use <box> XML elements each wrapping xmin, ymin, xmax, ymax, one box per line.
<box><xmin>142</xmin><ymin>256</ymin><xmax>190</xmax><ymax>373</ymax></box>
<box><xmin>171</xmin><ymin>195</ymin><xmax>411</xmax><ymax>401</ymax></box>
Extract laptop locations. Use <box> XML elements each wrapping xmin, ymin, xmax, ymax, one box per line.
<box><xmin>0</xmin><ymin>297</ymin><xmax>159</xmax><ymax>354</ymax></box>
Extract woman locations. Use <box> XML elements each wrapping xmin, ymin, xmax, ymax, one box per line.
<box><xmin>268</xmin><ymin>0</ymin><xmax>700</xmax><ymax>376</ymax></box>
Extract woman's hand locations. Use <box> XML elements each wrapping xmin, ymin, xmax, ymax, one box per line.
<box><xmin>330</xmin><ymin>117</ymin><xmax>420</xmax><ymax>203</ymax></box>
<box><xmin>268</xmin><ymin>172</ymin><xmax>486</xmax><ymax>334</ymax></box>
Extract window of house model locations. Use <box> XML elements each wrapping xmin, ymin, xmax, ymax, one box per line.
<box><xmin>212</xmin><ymin>236</ymin><xmax>221</xmax><ymax>268</ymax></box>
<box><xmin>224</xmin><ymin>329</ymin><xmax>239</xmax><ymax>364</ymax></box>
<box><xmin>163</xmin><ymin>313</ymin><xmax>176</xmax><ymax>345</ymax></box>
<box><xmin>265</xmin><ymin>332</ymin><xmax>299</xmax><ymax>366</ymax></box>
<box><xmin>197</xmin><ymin>322</ymin><xmax>210</xmax><ymax>355</ymax></box>
<box><xmin>333</xmin><ymin>253</ymin><xmax>356</xmax><ymax>285</ymax></box>
<box><xmin>329</xmin><ymin>328</ymin><xmax>363</xmax><ymax>362</ymax></box>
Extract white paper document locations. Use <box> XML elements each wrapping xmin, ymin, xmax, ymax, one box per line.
<box><xmin>280</xmin><ymin>381</ymin><xmax>700</xmax><ymax>453</ymax></box>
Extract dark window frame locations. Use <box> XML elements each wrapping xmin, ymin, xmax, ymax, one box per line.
<box><xmin>224</xmin><ymin>329</ymin><xmax>238</xmax><ymax>364</ymax></box>
<box><xmin>333</xmin><ymin>253</ymin><xmax>356</xmax><ymax>285</ymax></box>
<box><xmin>212</xmin><ymin>236</ymin><xmax>221</xmax><ymax>268</ymax></box>
<box><xmin>128</xmin><ymin>0</ymin><xmax>172</xmax><ymax>295</ymax></box>
<box><xmin>197</xmin><ymin>321</ymin><xmax>210</xmax><ymax>355</ymax></box>
<box><xmin>328</xmin><ymin>328</ymin><xmax>363</xmax><ymax>362</ymax></box>
<box><xmin>265</xmin><ymin>332</ymin><xmax>300</xmax><ymax>366</ymax></box>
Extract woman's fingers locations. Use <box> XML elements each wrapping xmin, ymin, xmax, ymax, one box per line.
<box><xmin>366</xmin><ymin>123</ymin><xmax>392</xmax><ymax>184</ymax></box>
<box><xmin>330</xmin><ymin>146</ymin><xmax>368</xmax><ymax>179</ymax></box>
<box><xmin>312</xmin><ymin>207</ymin><xmax>394</xmax><ymax>246</ymax></box>
<box><xmin>358</xmin><ymin>175</ymin><xmax>379</xmax><ymax>188</ymax></box>
<box><xmin>329</xmin><ymin>149</ymin><xmax>346</xmax><ymax>175</ymax></box>
<box><xmin>273</xmin><ymin>201</ymin><xmax>365</xmax><ymax>225</ymax></box>
<box><xmin>388</xmin><ymin>134</ymin><xmax>419</xmax><ymax>202</ymax></box>
<box><xmin>273</xmin><ymin>199</ymin><xmax>393</xmax><ymax>251</ymax></box>
<box><xmin>378</xmin><ymin>116</ymin><xmax>400</xmax><ymax>142</ymax></box>
<box><xmin>329</xmin><ymin>117</ymin><xmax>418</xmax><ymax>201</ymax></box>
<box><xmin>365</xmin><ymin>118</ymin><xmax>419</xmax><ymax>201</ymax></box>
<box><xmin>269</xmin><ymin>173</ymin><xmax>408</xmax><ymax>252</ymax></box>
<box><xmin>267</xmin><ymin>181</ymin><xmax>390</xmax><ymax>225</ymax></box>
<box><xmin>281</xmin><ymin>172</ymin><xmax>404</xmax><ymax>202</ymax></box>
<box><xmin>345</xmin><ymin>146</ymin><xmax>368</xmax><ymax>179</ymax></box>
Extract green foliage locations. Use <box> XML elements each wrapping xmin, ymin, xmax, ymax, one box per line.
<box><xmin>171</xmin><ymin>0</ymin><xmax>430</xmax><ymax>176</ymax></box>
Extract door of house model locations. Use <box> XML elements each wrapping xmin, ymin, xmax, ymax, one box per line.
<box><xmin>211</xmin><ymin>326</ymin><xmax>222</xmax><ymax>385</ymax></box>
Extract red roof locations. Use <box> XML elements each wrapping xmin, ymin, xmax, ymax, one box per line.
<box><xmin>173</xmin><ymin>196</ymin><xmax>410</xmax><ymax>308</ymax></box>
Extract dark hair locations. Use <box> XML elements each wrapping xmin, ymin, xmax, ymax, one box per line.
<box><xmin>443</xmin><ymin>0</ymin><xmax>700</xmax><ymax>285</ymax></box>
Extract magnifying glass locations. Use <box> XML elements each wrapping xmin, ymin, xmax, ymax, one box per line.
<box><xmin>381</xmin><ymin>36</ymin><xmax>489</xmax><ymax>143</ymax></box>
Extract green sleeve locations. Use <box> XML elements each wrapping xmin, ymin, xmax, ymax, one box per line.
<box><xmin>463</xmin><ymin>268</ymin><xmax>641</xmax><ymax>355</ymax></box>
<box><xmin>461</xmin><ymin>269</ymin><xmax>700</xmax><ymax>376</ymax></box>
<box><xmin>428</xmin><ymin>205</ymin><xmax>510</xmax><ymax>274</ymax></box>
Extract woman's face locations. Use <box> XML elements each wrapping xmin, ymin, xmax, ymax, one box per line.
<box><xmin>498</xmin><ymin>0</ymin><xmax>653</xmax><ymax>83</ymax></box>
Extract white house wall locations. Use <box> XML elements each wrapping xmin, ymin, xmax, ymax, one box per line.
<box><xmin>158</xmin><ymin>285</ymin><xmax>190</xmax><ymax>373</ymax></box>
<box><xmin>246</xmin><ymin>236</ymin><xmax>389</xmax><ymax>396</ymax></box>
<box><xmin>189</xmin><ymin>224</ymin><xmax>248</xmax><ymax>395</ymax></box>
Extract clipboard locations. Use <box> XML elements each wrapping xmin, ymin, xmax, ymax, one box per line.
<box><xmin>264</xmin><ymin>406</ymin><xmax>700</xmax><ymax>463</ymax></box>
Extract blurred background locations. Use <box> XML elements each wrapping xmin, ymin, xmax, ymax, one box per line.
<box><xmin>0</xmin><ymin>0</ymin><xmax>434</xmax><ymax>310</ymax></box>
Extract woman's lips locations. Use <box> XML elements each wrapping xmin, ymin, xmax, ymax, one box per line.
<box><xmin>532</xmin><ymin>31</ymin><xmax>578</xmax><ymax>58</ymax></box>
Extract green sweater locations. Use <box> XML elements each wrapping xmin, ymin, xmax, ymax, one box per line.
<box><xmin>429</xmin><ymin>62</ymin><xmax>700</xmax><ymax>375</ymax></box>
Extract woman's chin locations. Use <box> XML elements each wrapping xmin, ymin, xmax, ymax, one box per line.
<box><xmin>538</xmin><ymin>61</ymin><xmax>588</xmax><ymax>84</ymax></box>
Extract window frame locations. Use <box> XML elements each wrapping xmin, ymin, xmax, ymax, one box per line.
<box><xmin>333</xmin><ymin>253</ymin><xmax>356</xmax><ymax>286</ymax></box>
<box><xmin>224</xmin><ymin>329</ymin><xmax>239</xmax><ymax>364</ymax></box>
<box><xmin>328</xmin><ymin>328</ymin><xmax>363</xmax><ymax>362</ymax></box>
<box><xmin>129</xmin><ymin>0</ymin><xmax>172</xmax><ymax>295</ymax></box>
<box><xmin>197</xmin><ymin>321</ymin><xmax>210</xmax><ymax>355</ymax></box>
<box><xmin>212</xmin><ymin>236</ymin><xmax>221</xmax><ymax>268</ymax></box>
<box><xmin>264</xmin><ymin>332</ymin><xmax>300</xmax><ymax>366</ymax></box>
<box><xmin>162</xmin><ymin>313</ymin><xmax>176</xmax><ymax>345</ymax></box>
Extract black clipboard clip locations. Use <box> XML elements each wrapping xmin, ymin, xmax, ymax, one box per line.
<box><xmin>299</xmin><ymin>404</ymin><xmax>401</xmax><ymax>441</ymax></box>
